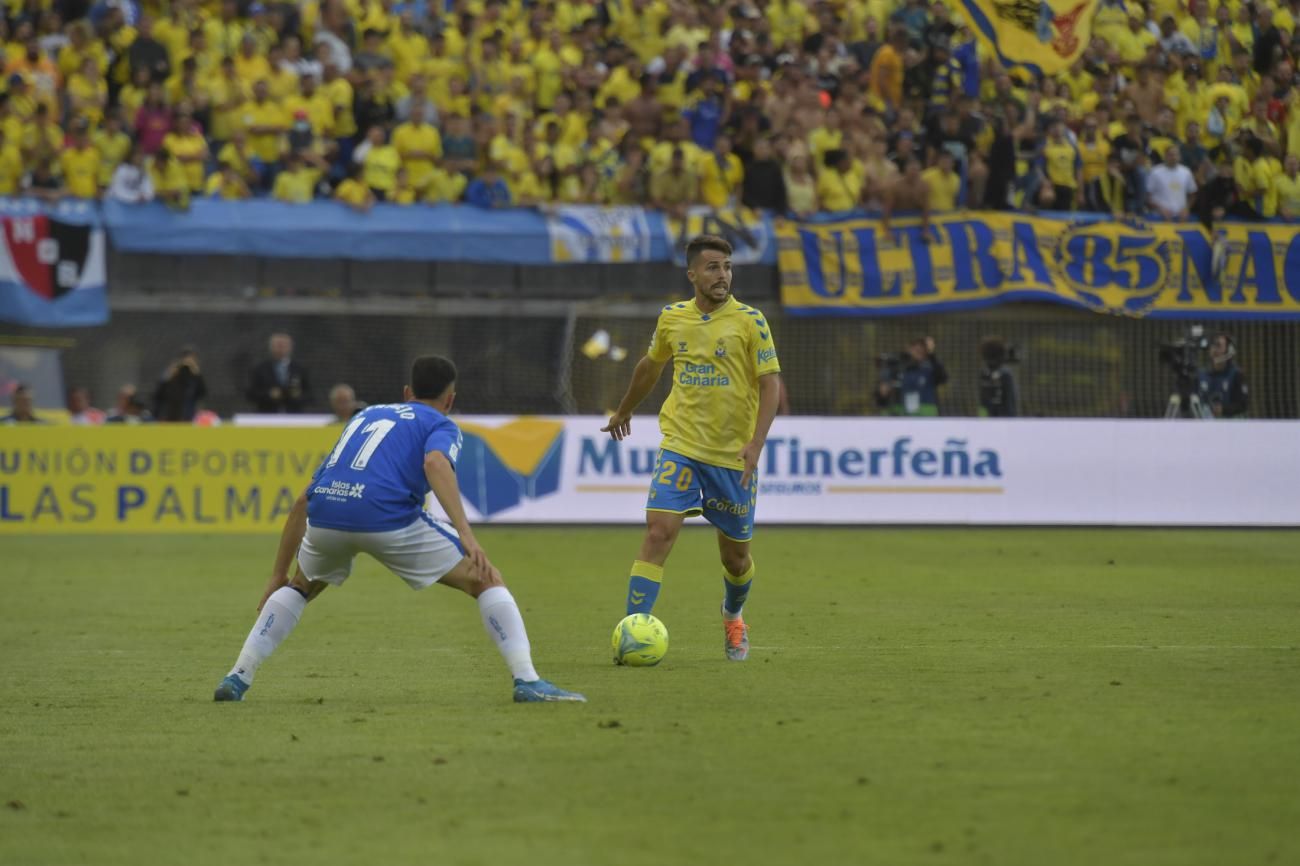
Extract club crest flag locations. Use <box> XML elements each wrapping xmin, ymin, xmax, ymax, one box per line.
<box><xmin>956</xmin><ymin>0</ymin><xmax>1100</xmax><ymax>75</ymax></box>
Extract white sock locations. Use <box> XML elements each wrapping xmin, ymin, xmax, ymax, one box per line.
<box><xmin>477</xmin><ymin>586</ymin><xmax>539</xmax><ymax>682</ymax></box>
<box><xmin>228</xmin><ymin>587</ymin><xmax>307</xmax><ymax>684</ymax></box>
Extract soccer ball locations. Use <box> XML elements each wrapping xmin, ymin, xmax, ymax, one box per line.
<box><xmin>611</xmin><ymin>614</ymin><xmax>669</xmax><ymax>666</ymax></box>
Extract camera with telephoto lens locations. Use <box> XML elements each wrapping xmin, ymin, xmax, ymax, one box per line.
<box><xmin>877</xmin><ymin>352</ymin><xmax>904</xmax><ymax>385</ymax></box>
<box><xmin>1158</xmin><ymin>325</ymin><xmax>1210</xmax><ymax>383</ymax></box>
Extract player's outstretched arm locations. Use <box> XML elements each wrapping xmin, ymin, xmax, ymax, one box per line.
<box><xmin>257</xmin><ymin>491</ymin><xmax>308</xmax><ymax>612</ymax></box>
<box><xmin>602</xmin><ymin>354</ymin><xmax>667</xmax><ymax>440</ymax></box>
<box><xmin>739</xmin><ymin>372</ymin><xmax>783</xmax><ymax>489</ymax></box>
<box><xmin>424</xmin><ymin>451</ymin><xmax>491</xmax><ymax>577</ymax></box>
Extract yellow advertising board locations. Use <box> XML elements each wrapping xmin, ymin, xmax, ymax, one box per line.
<box><xmin>0</xmin><ymin>427</ymin><xmax>338</xmax><ymax>534</ymax></box>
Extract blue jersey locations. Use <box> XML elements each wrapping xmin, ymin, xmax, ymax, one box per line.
<box><xmin>307</xmin><ymin>402</ymin><xmax>463</xmax><ymax>532</ymax></box>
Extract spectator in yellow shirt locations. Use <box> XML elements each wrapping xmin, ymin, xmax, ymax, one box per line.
<box><xmin>921</xmin><ymin>151</ymin><xmax>962</xmax><ymax>212</ymax></box>
<box><xmin>816</xmin><ymin>150</ymin><xmax>863</xmax><ymax>213</ymax></box>
<box><xmin>323</xmin><ymin>62</ymin><xmax>358</xmax><ymax>143</ymax></box>
<box><xmin>1041</xmin><ymin>121</ymin><xmax>1082</xmax><ymax>210</ymax></box>
<box><xmin>390</xmin><ymin>167</ymin><xmax>418</xmax><ymax>204</ymax></box>
<box><xmin>336</xmin><ymin>163</ymin><xmax>376</xmax><ymax>212</ymax></box>
<box><xmin>271</xmin><ymin>151</ymin><xmax>321</xmax><ymax>203</ymax></box>
<box><xmin>1078</xmin><ymin>116</ymin><xmax>1111</xmax><ymax>211</ymax></box>
<box><xmin>264</xmin><ymin>42</ymin><xmax>298</xmax><ymax>101</ymax></box>
<box><xmin>767</xmin><ymin>0</ymin><xmax>809</xmax><ymax>48</ymax></box>
<box><xmin>166</xmin><ymin>58</ymin><xmax>212</xmax><ymax>121</ymax></box>
<box><xmin>359</xmin><ymin>125</ymin><xmax>401</xmax><ymax>199</ymax></box>
<box><xmin>242</xmin><ymin>79</ymin><xmax>288</xmax><ymax>182</ymax></box>
<box><xmin>698</xmin><ymin>134</ymin><xmax>743</xmax><ymax>209</ymax></box>
<box><xmin>207</xmin><ymin>57</ymin><xmax>247</xmax><ymax>144</ymax></box>
<box><xmin>26</xmin><ymin>102</ymin><xmax>64</xmax><ymax>162</ymax></box>
<box><xmin>283</xmin><ymin>72</ymin><xmax>334</xmax><ymax>139</ymax></box>
<box><xmin>93</xmin><ymin>110</ymin><xmax>130</xmax><ymax>184</ymax></box>
<box><xmin>66</xmin><ymin>57</ymin><xmax>107</xmax><ymax>129</ymax></box>
<box><xmin>392</xmin><ymin>100</ymin><xmax>442</xmax><ymax>195</ymax></box>
<box><xmin>60</xmin><ymin>119</ymin><xmax>102</xmax><ymax>200</ymax></box>
<box><xmin>1274</xmin><ymin>155</ymin><xmax>1300</xmax><ymax>219</ymax></box>
<box><xmin>649</xmin><ymin>147</ymin><xmax>698</xmax><ymax>219</ymax></box>
<box><xmin>424</xmin><ymin>163</ymin><xmax>468</xmax><ymax>204</ymax></box>
<box><xmin>163</xmin><ymin>102</ymin><xmax>211</xmax><ymax>193</ymax></box>
<box><xmin>233</xmin><ymin>33</ymin><xmax>271</xmax><ymax>85</ymax></box>
<box><xmin>205</xmin><ymin>161</ymin><xmax>252</xmax><ymax>200</ymax></box>
<box><xmin>150</xmin><ymin>148</ymin><xmax>191</xmax><ymax>210</ymax></box>
<box><xmin>216</xmin><ymin>129</ymin><xmax>259</xmax><ymax>190</ymax></box>
<box><xmin>0</xmin><ymin>126</ymin><xmax>24</xmax><ymax>195</ymax></box>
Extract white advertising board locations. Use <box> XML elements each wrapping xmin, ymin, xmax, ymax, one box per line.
<box><xmin>446</xmin><ymin>416</ymin><xmax>1300</xmax><ymax>527</ymax></box>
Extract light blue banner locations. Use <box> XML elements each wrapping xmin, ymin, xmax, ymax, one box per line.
<box><xmin>103</xmin><ymin>200</ymin><xmax>690</xmax><ymax>264</ymax></box>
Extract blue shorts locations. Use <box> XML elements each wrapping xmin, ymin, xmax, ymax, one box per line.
<box><xmin>645</xmin><ymin>448</ymin><xmax>757</xmax><ymax>541</ymax></box>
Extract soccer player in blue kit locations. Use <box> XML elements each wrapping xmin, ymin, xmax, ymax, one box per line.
<box><xmin>213</xmin><ymin>356</ymin><xmax>585</xmax><ymax>703</ymax></box>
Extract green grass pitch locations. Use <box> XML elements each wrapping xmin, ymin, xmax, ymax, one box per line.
<box><xmin>3</xmin><ymin>527</ymin><xmax>1299</xmax><ymax>866</ymax></box>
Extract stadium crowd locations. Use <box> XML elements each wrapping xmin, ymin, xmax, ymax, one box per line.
<box><xmin>1</xmin><ymin>0</ymin><xmax>1300</xmax><ymax>221</ymax></box>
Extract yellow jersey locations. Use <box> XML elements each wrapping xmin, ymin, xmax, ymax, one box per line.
<box><xmin>817</xmin><ymin>167</ymin><xmax>861</xmax><ymax>212</ymax></box>
<box><xmin>1043</xmin><ymin>140</ymin><xmax>1081</xmax><ymax>189</ymax></box>
<box><xmin>335</xmin><ymin>178</ymin><xmax>372</xmax><ymax>207</ymax></box>
<box><xmin>205</xmin><ymin>172</ymin><xmax>251</xmax><ymax>199</ymax></box>
<box><xmin>242</xmin><ymin>99</ymin><xmax>287</xmax><ymax>163</ymax></box>
<box><xmin>60</xmin><ymin>146</ymin><xmax>102</xmax><ymax>199</ymax></box>
<box><xmin>921</xmin><ymin>166</ymin><xmax>961</xmax><ymax>211</ymax></box>
<box><xmin>150</xmin><ymin>159</ymin><xmax>191</xmax><ymax>208</ymax></box>
<box><xmin>1078</xmin><ymin>134</ymin><xmax>1110</xmax><ymax>183</ymax></box>
<box><xmin>1273</xmin><ymin>173</ymin><xmax>1300</xmax><ymax>217</ymax></box>
<box><xmin>363</xmin><ymin>144</ymin><xmax>401</xmax><ymax>193</ymax></box>
<box><xmin>393</xmin><ymin>121</ymin><xmax>443</xmax><ymax>191</ymax></box>
<box><xmin>646</xmin><ymin>296</ymin><xmax>782</xmax><ymax>471</ymax></box>
<box><xmin>325</xmin><ymin>78</ymin><xmax>357</xmax><ymax>138</ymax></box>
<box><xmin>93</xmin><ymin>129</ymin><xmax>130</xmax><ymax>185</ymax></box>
<box><xmin>0</xmin><ymin>144</ymin><xmax>20</xmax><ymax>194</ymax></box>
<box><xmin>163</xmin><ymin>130</ymin><xmax>208</xmax><ymax>191</ymax></box>
<box><xmin>424</xmin><ymin>167</ymin><xmax>467</xmax><ymax>203</ymax></box>
<box><xmin>272</xmin><ymin>167</ymin><xmax>320</xmax><ymax>203</ymax></box>
<box><xmin>698</xmin><ymin>152</ymin><xmax>743</xmax><ymax>209</ymax></box>
<box><xmin>283</xmin><ymin>91</ymin><xmax>334</xmax><ymax>137</ymax></box>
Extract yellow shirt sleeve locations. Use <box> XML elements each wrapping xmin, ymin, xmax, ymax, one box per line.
<box><xmin>747</xmin><ymin>306</ymin><xmax>781</xmax><ymax>377</ymax></box>
<box><xmin>647</xmin><ymin>307</ymin><xmax>675</xmax><ymax>362</ymax></box>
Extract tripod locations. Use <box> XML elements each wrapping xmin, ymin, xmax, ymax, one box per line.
<box><xmin>1165</xmin><ymin>390</ymin><xmax>1212</xmax><ymax>419</ymax></box>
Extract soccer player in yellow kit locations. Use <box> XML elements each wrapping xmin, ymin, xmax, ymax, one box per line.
<box><xmin>602</xmin><ymin>234</ymin><xmax>783</xmax><ymax>661</ymax></box>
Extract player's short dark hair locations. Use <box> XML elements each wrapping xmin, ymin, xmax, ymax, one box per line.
<box><xmin>686</xmin><ymin>234</ymin><xmax>732</xmax><ymax>266</ymax></box>
<box><xmin>410</xmin><ymin>356</ymin><xmax>457</xmax><ymax>400</ymax></box>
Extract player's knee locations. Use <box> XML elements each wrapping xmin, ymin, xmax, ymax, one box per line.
<box><xmin>722</xmin><ymin>550</ymin><xmax>750</xmax><ymax>577</ymax></box>
<box><xmin>644</xmin><ymin>521</ymin><xmax>678</xmax><ymax>549</ymax></box>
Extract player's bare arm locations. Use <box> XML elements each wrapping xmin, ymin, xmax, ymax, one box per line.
<box><xmin>602</xmin><ymin>354</ymin><xmax>668</xmax><ymax>440</ymax></box>
<box><xmin>257</xmin><ymin>491</ymin><xmax>309</xmax><ymax>612</ymax></box>
<box><xmin>740</xmin><ymin>372</ymin><xmax>783</xmax><ymax>489</ymax></box>
<box><xmin>424</xmin><ymin>449</ymin><xmax>491</xmax><ymax>578</ymax></box>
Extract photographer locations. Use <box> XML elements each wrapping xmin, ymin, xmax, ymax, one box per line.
<box><xmin>876</xmin><ymin>336</ymin><xmax>948</xmax><ymax>416</ymax></box>
<box><xmin>153</xmin><ymin>347</ymin><xmax>208</xmax><ymax>422</ymax></box>
<box><xmin>977</xmin><ymin>336</ymin><xmax>1018</xmax><ymax>417</ymax></box>
<box><xmin>1198</xmin><ymin>334</ymin><xmax>1248</xmax><ymax>418</ymax></box>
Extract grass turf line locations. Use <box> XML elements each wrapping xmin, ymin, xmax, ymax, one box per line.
<box><xmin>2</xmin><ymin>528</ymin><xmax>1298</xmax><ymax>866</ymax></box>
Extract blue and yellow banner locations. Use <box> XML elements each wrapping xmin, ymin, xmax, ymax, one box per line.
<box><xmin>778</xmin><ymin>213</ymin><xmax>1300</xmax><ymax>320</ymax></box>
<box><xmin>955</xmin><ymin>0</ymin><xmax>1098</xmax><ymax>75</ymax></box>
<box><xmin>0</xmin><ymin>427</ymin><xmax>337</xmax><ymax>534</ymax></box>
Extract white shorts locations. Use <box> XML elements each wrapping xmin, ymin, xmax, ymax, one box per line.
<box><xmin>297</xmin><ymin>515</ymin><xmax>466</xmax><ymax>590</ymax></box>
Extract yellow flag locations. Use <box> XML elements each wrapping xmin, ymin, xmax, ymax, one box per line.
<box><xmin>955</xmin><ymin>0</ymin><xmax>1100</xmax><ymax>75</ymax></box>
